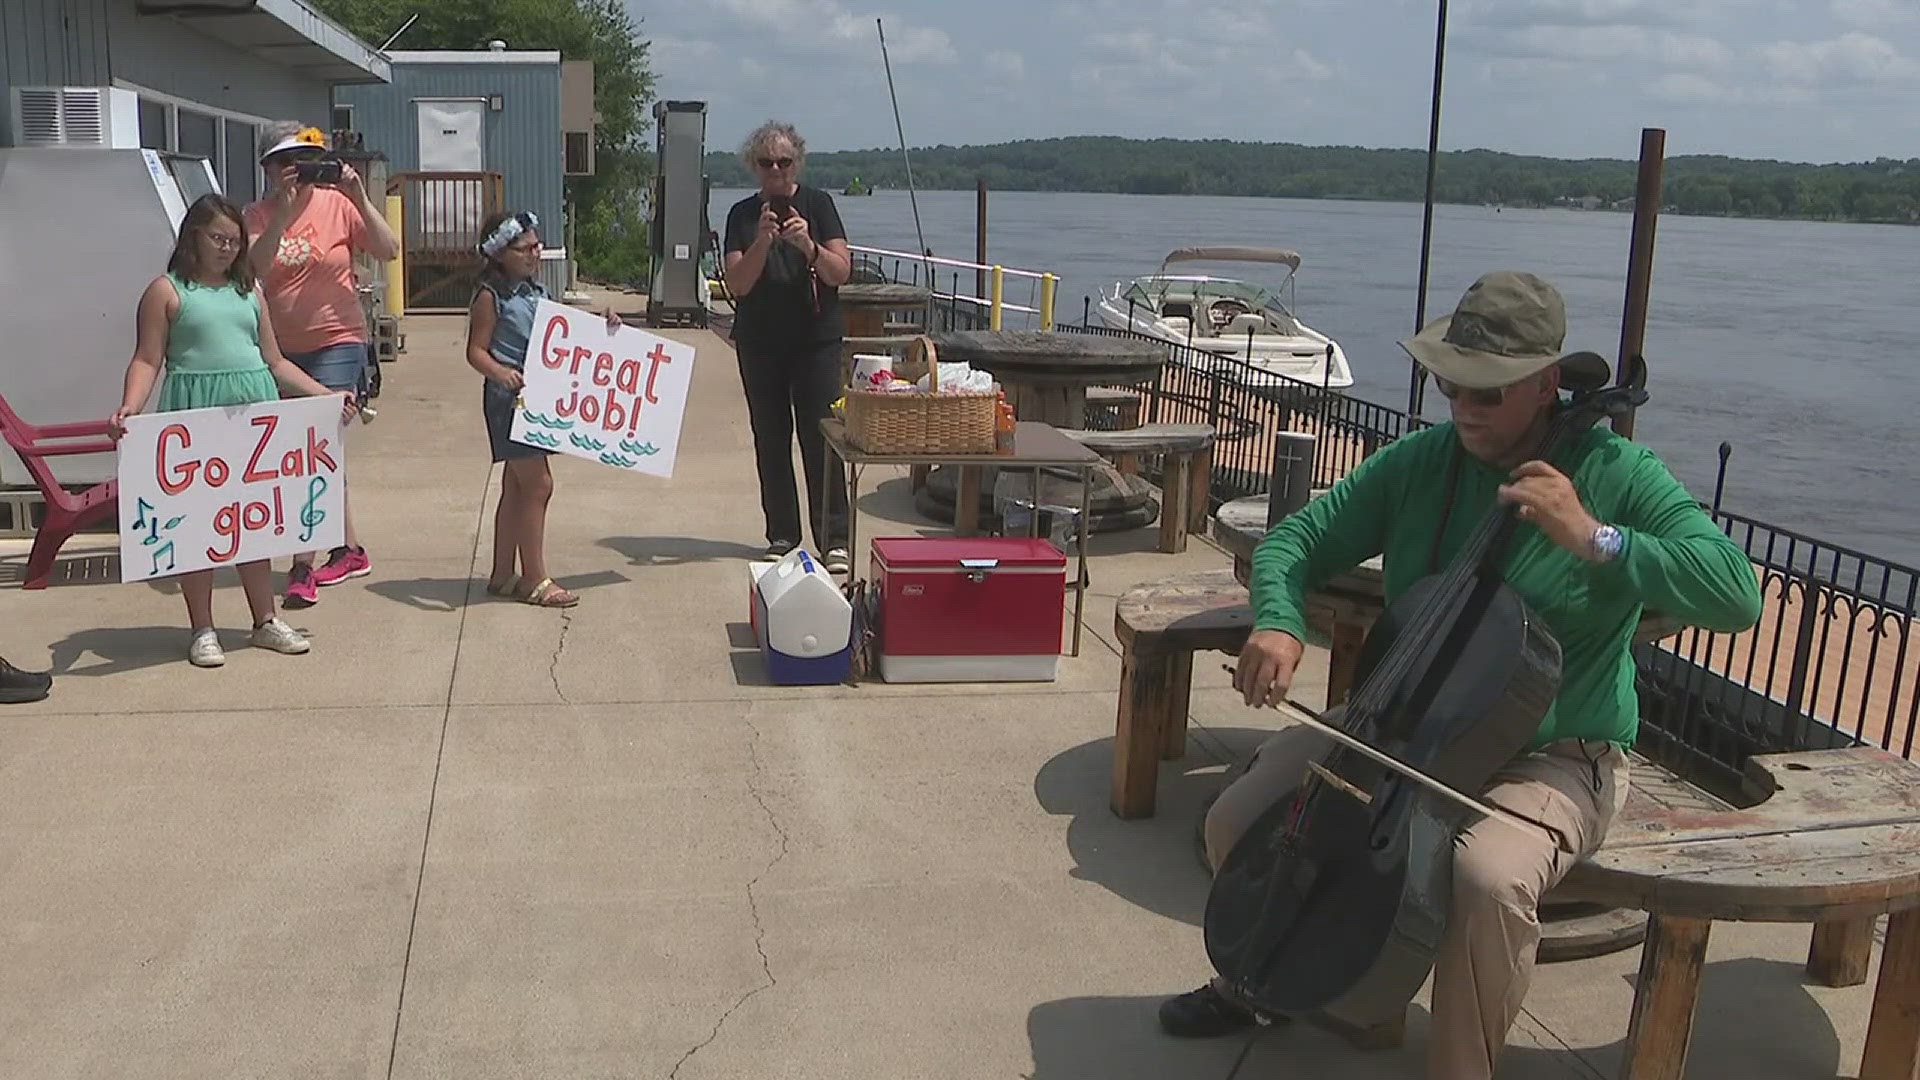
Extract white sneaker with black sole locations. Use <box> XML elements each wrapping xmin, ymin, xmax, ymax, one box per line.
<box><xmin>823</xmin><ymin>547</ymin><xmax>851</xmax><ymax>574</ymax></box>
<box><xmin>761</xmin><ymin>541</ymin><xmax>796</xmax><ymax>562</ymax></box>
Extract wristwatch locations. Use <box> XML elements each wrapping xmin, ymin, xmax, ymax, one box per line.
<box><xmin>1589</xmin><ymin>523</ymin><xmax>1624</xmax><ymax>564</ymax></box>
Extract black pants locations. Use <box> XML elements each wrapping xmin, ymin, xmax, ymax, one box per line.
<box><xmin>735</xmin><ymin>338</ymin><xmax>849</xmax><ymax>551</ymax></box>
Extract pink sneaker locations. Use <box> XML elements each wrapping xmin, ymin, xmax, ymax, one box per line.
<box><xmin>284</xmin><ymin>562</ymin><xmax>319</xmax><ymax>608</ymax></box>
<box><xmin>311</xmin><ymin>545</ymin><xmax>372</xmax><ymax>587</ymax></box>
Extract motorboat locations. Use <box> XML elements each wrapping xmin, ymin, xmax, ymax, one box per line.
<box><xmin>1094</xmin><ymin>247</ymin><xmax>1353</xmax><ymax>389</ymax></box>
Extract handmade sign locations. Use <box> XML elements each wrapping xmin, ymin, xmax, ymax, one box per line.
<box><xmin>116</xmin><ymin>395</ymin><xmax>347</xmax><ymax>582</ymax></box>
<box><xmin>510</xmin><ymin>299</ymin><xmax>696</xmax><ymax>477</ymax></box>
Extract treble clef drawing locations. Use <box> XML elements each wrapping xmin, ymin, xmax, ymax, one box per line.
<box><xmin>298</xmin><ymin>475</ymin><xmax>328</xmax><ymax>543</ymax></box>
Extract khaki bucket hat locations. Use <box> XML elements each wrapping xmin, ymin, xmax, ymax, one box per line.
<box><xmin>1399</xmin><ymin>271</ymin><xmax>1611</xmax><ymax>391</ymax></box>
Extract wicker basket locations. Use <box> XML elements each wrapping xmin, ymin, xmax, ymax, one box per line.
<box><xmin>843</xmin><ymin>337</ymin><xmax>998</xmax><ymax>454</ymax></box>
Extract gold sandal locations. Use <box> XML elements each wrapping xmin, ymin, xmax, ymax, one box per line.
<box><xmin>521</xmin><ymin>578</ymin><xmax>579</xmax><ymax>608</ymax></box>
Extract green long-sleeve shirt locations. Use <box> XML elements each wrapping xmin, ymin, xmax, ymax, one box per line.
<box><xmin>1251</xmin><ymin>421</ymin><xmax>1763</xmax><ymax>749</ymax></box>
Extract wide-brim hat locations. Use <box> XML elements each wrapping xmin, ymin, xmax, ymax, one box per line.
<box><xmin>260</xmin><ymin>126</ymin><xmax>328</xmax><ymax>161</ymax></box>
<box><xmin>1399</xmin><ymin>271</ymin><xmax>1610</xmax><ymax>392</ymax></box>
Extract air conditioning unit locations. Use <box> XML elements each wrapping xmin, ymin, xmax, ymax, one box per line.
<box><xmin>9</xmin><ymin>86</ymin><xmax>140</xmax><ymax>148</ymax></box>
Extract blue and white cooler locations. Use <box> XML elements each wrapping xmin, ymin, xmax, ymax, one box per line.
<box><xmin>748</xmin><ymin>548</ymin><xmax>853</xmax><ymax>685</ymax></box>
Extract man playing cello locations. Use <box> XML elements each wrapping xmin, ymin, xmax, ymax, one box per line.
<box><xmin>1159</xmin><ymin>271</ymin><xmax>1763</xmax><ymax>1079</ymax></box>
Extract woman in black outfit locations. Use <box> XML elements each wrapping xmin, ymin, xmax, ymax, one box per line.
<box><xmin>722</xmin><ymin>121</ymin><xmax>854</xmax><ymax>572</ymax></box>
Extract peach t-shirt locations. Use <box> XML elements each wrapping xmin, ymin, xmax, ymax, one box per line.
<box><xmin>243</xmin><ymin>188</ymin><xmax>370</xmax><ymax>355</ymax></box>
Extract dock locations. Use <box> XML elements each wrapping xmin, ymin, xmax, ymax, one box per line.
<box><xmin>0</xmin><ymin>296</ymin><xmax>1903</xmax><ymax>1078</ymax></box>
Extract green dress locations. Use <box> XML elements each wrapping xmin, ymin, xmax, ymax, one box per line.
<box><xmin>156</xmin><ymin>272</ymin><xmax>280</xmax><ymax>412</ymax></box>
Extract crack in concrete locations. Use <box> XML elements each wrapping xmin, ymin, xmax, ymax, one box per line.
<box><xmin>667</xmin><ymin>714</ymin><xmax>789</xmax><ymax>1079</ymax></box>
<box><xmin>547</xmin><ymin>608</ymin><xmax>573</xmax><ymax>703</ymax></box>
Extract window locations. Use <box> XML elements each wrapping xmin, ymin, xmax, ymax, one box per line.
<box><xmin>331</xmin><ymin>104</ymin><xmax>353</xmax><ymax>133</ymax></box>
<box><xmin>224</xmin><ymin>119</ymin><xmax>256</xmax><ymax>202</ymax></box>
<box><xmin>177</xmin><ymin>108</ymin><xmax>217</xmax><ymax>160</ymax></box>
<box><xmin>139</xmin><ymin>98</ymin><xmax>168</xmax><ymax>150</ymax></box>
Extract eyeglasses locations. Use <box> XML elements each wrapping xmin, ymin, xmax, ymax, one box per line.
<box><xmin>1433</xmin><ymin>376</ymin><xmax>1515</xmax><ymax>408</ymax></box>
<box><xmin>756</xmin><ymin>156</ymin><xmax>795</xmax><ymax>170</ymax></box>
<box><xmin>203</xmin><ymin>234</ymin><xmax>242</xmax><ymax>251</ymax></box>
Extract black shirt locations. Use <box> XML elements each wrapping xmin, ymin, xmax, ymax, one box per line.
<box><xmin>724</xmin><ymin>184</ymin><xmax>847</xmax><ymax>346</ymax></box>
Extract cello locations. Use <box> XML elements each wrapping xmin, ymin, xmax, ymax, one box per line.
<box><xmin>1202</xmin><ymin>361</ymin><xmax>1648</xmax><ymax>1030</ymax></box>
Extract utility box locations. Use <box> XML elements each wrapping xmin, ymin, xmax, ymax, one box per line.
<box><xmin>647</xmin><ymin>99</ymin><xmax>710</xmax><ymax>328</ymax></box>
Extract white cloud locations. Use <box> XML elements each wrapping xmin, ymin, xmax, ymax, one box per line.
<box><xmin>1646</xmin><ymin>72</ymin><xmax>1815</xmax><ymax>106</ymax></box>
<box><xmin>1457</xmin><ymin>0</ymin><xmax>1683</xmax><ymax>28</ymax></box>
<box><xmin>1473</xmin><ymin>25</ymin><xmax>1734</xmax><ymax>69</ymax></box>
<box><xmin>702</xmin><ymin>0</ymin><xmax>957</xmax><ymax>63</ymax></box>
<box><xmin>1831</xmin><ymin>0</ymin><xmax>1918</xmax><ymax>27</ymax></box>
<box><xmin>1759</xmin><ymin>31</ymin><xmax>1920</xmax><ymax>82</ymax></box>
<box><xmin>1293</xmin><ymin>48</ymin><xmax>1334</xmax><ymax>80</ymax></box>
<box><xmin>984</xmin><ymin>50</ymin><xmax>1025</xmax><ymax>81</ymax></box>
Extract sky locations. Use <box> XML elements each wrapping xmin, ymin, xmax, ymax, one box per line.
<box><xmin>627</xmin><ymin>0</ymin><xmax>1920</xmax><ymax>164</ymax></box>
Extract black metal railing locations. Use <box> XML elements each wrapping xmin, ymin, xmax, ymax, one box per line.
<box><xmin>1058</xmin><ymin>321</ymin><xmax>1428</xmax><ymax>505</ymax></box>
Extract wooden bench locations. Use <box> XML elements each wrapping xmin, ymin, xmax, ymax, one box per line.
<box><xmin>1084</xmin><ymin>387</ymin><xmax>1143</xmax><ymax>431</ymax></box>
<box><xmin>1064</xmin><ymin>424</ymin><xmax>1215</xmax><ymax>553</ymax></box>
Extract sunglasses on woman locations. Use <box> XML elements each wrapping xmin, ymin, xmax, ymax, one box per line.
<box><xmin>756</xmin><ymin>156</ymin><xmax>795</xmax><ymax>169</ymax></box>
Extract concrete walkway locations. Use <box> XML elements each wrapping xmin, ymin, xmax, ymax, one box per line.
<box><xmin>0</xmin><ymin>298</ymin><xmax>1889</xmax><ymax>1078</ymax></box>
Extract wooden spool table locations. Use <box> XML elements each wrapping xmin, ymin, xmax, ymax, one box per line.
<box><xmin>838</xmin><ymin>282</ymin><xmax>931</xmax><ymax>338</ymax></box>
<box><xmin>1556</xmin><ymin>747</ymin><xmax>1920</xmax><ymax>1080</ymax></box>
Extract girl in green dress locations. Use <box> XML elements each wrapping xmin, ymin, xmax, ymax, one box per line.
<box><xmin>112</xmin><ymin>194</ymin><xmax>355</xmax><ymax>668</ymax></box>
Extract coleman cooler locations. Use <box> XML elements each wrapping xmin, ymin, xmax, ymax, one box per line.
<box><xmin>871</xmin><ymin>537</ymin><xmax>1066</xmax><ymax>683</ymax></box>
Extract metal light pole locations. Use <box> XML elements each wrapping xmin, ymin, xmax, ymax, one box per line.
<box><xmin>1408</xmin><ymin>0</ymin><xmax>1449</xmax><ymax>418</ymax></box>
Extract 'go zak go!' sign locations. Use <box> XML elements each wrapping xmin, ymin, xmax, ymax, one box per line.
<box><xmin>116</xmin><ymin>394</ymin><xmax>347</xmax><ymax>582</ymax></box>
<box><xmin>510</xmin><ymin>300</ymin><xmax>696</xmax><ymax>477</ymax></box>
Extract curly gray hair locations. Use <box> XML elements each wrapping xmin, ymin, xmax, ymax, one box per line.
<box><xmin>257</xmin><ymin>120</ymin><xmax>311</xmax><ymax>148</ymax></box>
<box><xmin>739</xmin><ymin>121</ymin><xmax>806</xmax><ymax>170</ymax></box>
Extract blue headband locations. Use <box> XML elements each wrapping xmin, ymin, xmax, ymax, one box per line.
<box><xmin>479</xmin><ymin>211</ymin><xmax>539</xmax><ymax>257</ymax></box>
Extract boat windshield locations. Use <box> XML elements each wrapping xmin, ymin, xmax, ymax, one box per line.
<box><xmin>1119</xmin><ymin>276</ymin><xmax>1300</xmax><ymax>332</ymax></box>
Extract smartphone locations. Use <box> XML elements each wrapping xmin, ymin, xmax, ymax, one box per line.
<box><xmin>295</xmin><ymin>157</ymin><xmax>343</xmax><ymax>185</ymax></box>
<box><xmin>765</xmin><ymin>194</ymin><xmax>792</xmax><ymax>220</ymax></box>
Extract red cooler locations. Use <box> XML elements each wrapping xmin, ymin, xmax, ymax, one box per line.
<box><xmin>871</xmin><ymin>537</ymin><xmax>1067</xmax><ymax>683</ymax></box>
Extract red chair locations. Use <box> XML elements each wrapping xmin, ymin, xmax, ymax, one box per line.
<box><xmin>0</xmin><ymin>393</ymin><xmax>118</xmax><ymax>589</ymax></box>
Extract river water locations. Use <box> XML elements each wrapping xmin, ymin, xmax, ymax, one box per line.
<box><xmin>711</xmin><ymin>187</ymin><xmax>1919</xmax><ymax>566</ymax></box>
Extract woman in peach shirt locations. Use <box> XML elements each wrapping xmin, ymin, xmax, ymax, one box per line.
<box><xmin>244</xmin><ymin>121</ymin><xmax>400</xmax><ymax>608</ymax></box>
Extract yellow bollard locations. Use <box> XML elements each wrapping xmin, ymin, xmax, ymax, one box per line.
<box><xmin>990</xmin><ymin>265</ymin><xmax>1004</xmax><ymax>330</ymax></box>
<box><xmin>383</xmin><ymin>194</ymin><xmax>406</xmax><ymax>317</ymax></box>
<box><xmin>1040</xmin><ymin>273</ymin><xmax>1057</xmax><ymax>331</ymax></box>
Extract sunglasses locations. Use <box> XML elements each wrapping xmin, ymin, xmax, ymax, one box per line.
<box><xmin>1433</xmin><ymin>376</ymin><xmax>1517</xmax><ymax>408</ymax></box>
<box><xmin>756</xmin><ymin>156</ymin><xmax>795</xmax><ymax>169</ymax></box>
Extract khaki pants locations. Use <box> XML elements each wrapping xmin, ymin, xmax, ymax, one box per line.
<box><xmin>1204</xmin><ymin>717</ymin><xmax>1631</xmax><ymax>1080</ymax></box>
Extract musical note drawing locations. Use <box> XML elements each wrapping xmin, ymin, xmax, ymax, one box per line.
<box><xmin>134</xmin><ymin>498</ymin><xmax>160</xmax><ymax>545</ymax></box>
<box><xmin>150</xmin><ymin>541</ymin><xmax>176</xmax><ymax>575</ymax></box>
<box><xmin>298</xmin><ymin>475</ymin><xmax>328</xmax><ymax>543</ymax></box>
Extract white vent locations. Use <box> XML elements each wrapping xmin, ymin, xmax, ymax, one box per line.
<box><xmin>9</xmin><ymin>87</ymin><xmax>140</xmax><ymax>148</ymax></box>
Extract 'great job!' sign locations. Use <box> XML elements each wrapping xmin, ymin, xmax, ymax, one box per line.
<box><xmin>509</xmin><ymin>299</ymin><xmax>696</xmax><ymax>477</ymax></box>
<box><xmin>116</xmin><ymin>395</ymin><xmax>347</xmax><ymax>582</ymax></box>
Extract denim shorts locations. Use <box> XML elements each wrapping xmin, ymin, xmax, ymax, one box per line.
<box><xmin>284</xmin><ymin>342</ymin><xmax>369</xmax><ymax>392</ymax></box>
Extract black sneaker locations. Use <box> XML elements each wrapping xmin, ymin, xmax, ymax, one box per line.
<box><xmin>0</xmin><ymin>656</ymin><xmax>52</xmax><ymax>704</ymax></box>
<box><xmin>1158</xmin><ymin>983</ymin><xmax>1262</xmax><ymax>1038</ymax></box>
<box><xmin>761</xmin><ymin>541</ymin><xmax>796</xmax><ymax>563</ymax></box>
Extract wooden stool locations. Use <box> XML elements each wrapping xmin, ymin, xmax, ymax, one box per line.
<box><xmin>1065</xmin><ymin>423</ymin><xmax>1215</xmax><ymax>553</ymax></box>
<box><xmin>1112</xmin><ymin>569</ymin><xmax>1254</xmax><ymax>818</ymax></box>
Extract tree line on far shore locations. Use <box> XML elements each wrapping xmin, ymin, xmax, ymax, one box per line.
<box><xmin>706</xmin><ymin>136</ymin><xmax>1920</xmax><ymax>224</ymax></box>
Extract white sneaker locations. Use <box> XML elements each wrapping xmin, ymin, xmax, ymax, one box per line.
<box><xmin>188</xmin><ymin>628</ymin><xmax>225</xmax><ymax>668</ymax></box>
<box><xmin>824</xmin><ymin>547</ymin><xmax>851</xmax><ymax>574</ymax></box>
<box><xmin>250</xmin><ymin>617</ymin><xmax>311</xmax><ymax>655</ymax></box>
